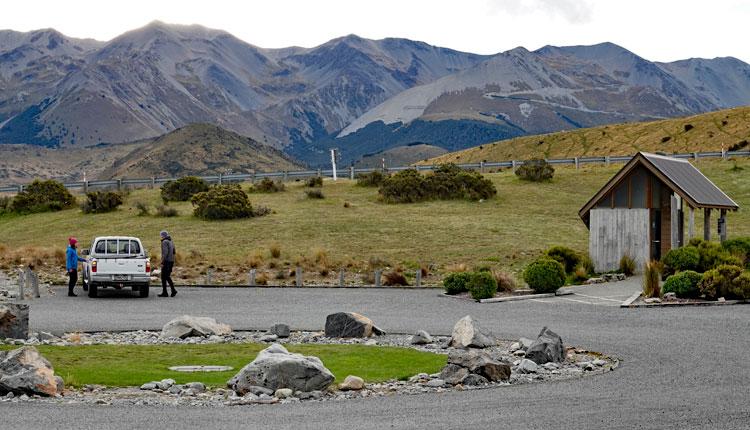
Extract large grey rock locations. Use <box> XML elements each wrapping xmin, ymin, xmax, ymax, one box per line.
<box><xmin>525</xmin><ymin>327</ymin><xmax>565</xmax><ymax>365</ymax></box>
<box><xmin>439</xmin><ymin>364</ymin><xmax>469</xmax><ymax>385</ymax></box>
<box><xmin>0</xmin><ymin>303</ymin><xmax>29</xmax><ymax>340</ymax></box>
<box><xmin>324</xmin><ymin>312</ymin><xmax>385</xmax><ymax>338</ymax></box>
<box><xmin>228</xmin><ymin>343</ymin><xmax>334</xmax><ymax>394</ymax></box>
<box><xmin>0</xmin><ymin>346</ymin><xmax>62</xmax><ymax>396</ymax></box>
<box><xmin>161</xmin><ymin>315</ymin><xmax>232</xmax><ymax>339</ymax></box>
<box><xmin>269</xmin><ymin>324</ymin><xmax>291</xmax><ymax>338</ymax></box>
<box><xmin>449</xmin><ymin>315</ymin><xmax>495</xmax><ymax>348</ymax></box>
<box><xmin>447</xmin><ymin>349</ymin><xmax>511</xmax><ymax>382</ymax></box>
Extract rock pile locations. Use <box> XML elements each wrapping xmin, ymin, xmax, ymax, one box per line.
<box><xmin>161</xmin><ymin>315</ymin><xmax>232</xmax><ymax>339</ymax></box>
<box><xmin>324</xmin><ymin>312</ymin><xmax>385</xmax><ymax>338</ymax></box>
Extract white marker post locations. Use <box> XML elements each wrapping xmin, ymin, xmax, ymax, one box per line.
<box><xmin>330</xmin><ymin>148</ymin><xmax>338</xmax><ymax>181</ymax></box>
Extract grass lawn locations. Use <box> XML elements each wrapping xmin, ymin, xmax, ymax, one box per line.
<box><xmin>1</xmin><ymin>159</ymin><xmax>748</xmax><ymax>284</ymax></box>
<box><xmin>0</xmin><ymin>343</ymin><xmax>446</xmax><ymax>388</ymax></box>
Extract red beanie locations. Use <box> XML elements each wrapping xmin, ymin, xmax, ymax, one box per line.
<box><xmin>69</xmin><ymin>237</ymin><xmax>77</xmax><ymax>246</ymax></box>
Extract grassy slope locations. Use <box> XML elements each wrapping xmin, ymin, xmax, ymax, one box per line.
<box><xmin>0</xmin><ymin>344</ymin><xmax>446</xmax><ymax>388</ymax></box>
<box><xmin>1</xmin><ymin>159</ymin><xmax>748</xmax><ymax>284</ymax></box>
<box><xmin>422</xmin><ymin>106</ymin><xmax>750</xmax><ymax>164</ymax></box>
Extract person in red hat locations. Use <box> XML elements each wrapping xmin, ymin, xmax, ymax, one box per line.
<box><xmin>66</xmin><ymin>237</ymin><xmax>86</xmax><ymax>297</ymax></box>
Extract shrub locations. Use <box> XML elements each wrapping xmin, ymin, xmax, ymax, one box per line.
<box><xmin>690</xmin><ymin>240</ymin><xmax>742</xmax><ymax>272</ymax></box>
<box><xmin>378</xmin><ymin>165</ymin><xmax>496</xmax><ymax>203</ymax></box>
<box><xmin>383</xmin><ymin>270</ymin><xmax>409</xmax><ymax>286</ymax></box>
<box><xmin>379</xmin><ymin>169</ymin><xmax>427</xmax><ymax>203</ymax></box>
<box><xmin>573</xmin><ymin>264</ymin><xmax>590</xmax><ymax>282</ymax></box>
<box><xmin>305</xmin><ymin>189</ymin><xmax>325</xmax><ymax>199</ymax></box>
<box><xmin>515</xmin><ymin>158</ymin><xmax>554</xmax><ymax>182</ymax></box>
<box><xmin>306</xmin><ymin>176</ymin><xmax>323</xmax><ymax>188</ymax></box>
<box><xmin>722</xmin><ymin>237</ymin><xmax>750</xmax><ymax>267</ymax></box>
<box><xmin>467</xmin><ymin>271</ymin><xmax>498</xmax><ymax>300</ymax></box>
<box><xmin>619</xmin><ymin>254</ymin><xmax>636</xmax><ymax>276</ymax></box>
<box><xmin>443</xmin><ymin>272</ymin><xmax>471</xmax><ymax>295</ymax></box>
<box><xmin>523</xmin><ymin>257</ymin><xmax>566</xmax><ymax>293</ymax></box>
<box><xmin>269</xmin><ymin>244</ymin><xmax>282</xmax><ymax>259</ymax></box>
<box><xmin>698</xmin><ymin>269</ymin><xmax>725</xmax><ymax>300</ymax></box>
<box><xmin>135</xmin><ymin>201</ymin><xmax>150</xmax><ymax>216</ymax></box>
<box><xmin>11</xmin><ymin>179</ymin><xmax>76</xmax><ymax>213</ymax></box>
<box><xmin>661</xmin><ymin>246</ymin><xmax>700</xmax><ymax>274</ymax></box>
<box><xmin>579</xmin><ymin>254</ymin><xmax>595</xmax><ymax>275</ymax></box>
<box><xmin>546</xmin><ymin>246</ymin><xmax>580</xmax><ymax>273</ymax></box>
<box><xmin>0</xmin><ymin>196</ymin><xmax>11</xmax><ymax>213</ymax></box>
<box><xmin>253</xmin><ymin>205</ymin><xmax>272</xmax><ymax>216</ymax></box>
<box><xmin>252</xmin><ymin>178</ymin><xmax>285</xmax><ymax>193</ymax></box>
<box><xmin>729</xmin><ymin>272</ymin><xmax>750</xmax><ymax>300</ymax></box>
<box><xmin>161</xmin><ymin>176</ymin><xmax>209</xmax><ymax>202</ymax></box>
<box><xmin>716</xmin><ymin>264</ymin><xmax>743</xmax><ymax>282</ymax></box>
<box><xmin>642</xmin><ymin>260</ymin><xmax>662</xmax><ymax>298</ymax></box>
<box><xmin>493</xmin><ymin>271</ymin><xmax>517</xmax><ymax>293</ymax></box>
<box><xmin>155</xmin><ymin>205</ymin><xmax>178</xmax><ymax>217</ymax></box>
<box><xmin>81</xmin><ymin>191</ymin><xmax>123</xmax><ymax>214</ymax></box>
<box><xmin>356</xmin><ymin>171</ymin><xmax>388</xmax><ymax>187</ymax></box>
<box><xmin>191</xmin><ymin>184</ymin><xmax>254</xmax><ymax>220</ymax></box>
<box><xmin>662</xmin><ymin>270</ymin><xmax>702</xmax><ymax>298</ymax></box>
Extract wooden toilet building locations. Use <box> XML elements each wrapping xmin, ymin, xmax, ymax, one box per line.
<box><xmin>579</xmin><ymin>152</ymin><xmax>739</xmax><ymax>273</ymax></box>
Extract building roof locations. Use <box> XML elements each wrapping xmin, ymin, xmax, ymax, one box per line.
<box><xmin>579</xmin><ymin>152</ymin><xmax>739</xmax><ymax>220</ymax></box>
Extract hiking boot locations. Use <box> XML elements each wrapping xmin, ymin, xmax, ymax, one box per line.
<box><xmin>158</xmin><ymin>293</ymin><xmax>169</xmax><ymax>297</ymax></box>
<box><xmin>170</xmin><ymin>290</ymin><xmax>177</xmax><ymax>297</ymax></box>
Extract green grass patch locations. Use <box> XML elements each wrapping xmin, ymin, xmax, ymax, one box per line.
<box><xmin>0</xmin><ymin>343</ymin><xmax>446</xmax><ymax>388</ymax></box>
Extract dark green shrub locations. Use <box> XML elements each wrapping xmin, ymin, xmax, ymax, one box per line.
<box><xmin>305</xmin><ymin>189</ymin><xmax>325</xmax><ymax>199</ymax></box>
<box><xmin>156</xmin><ymin>204</ymin><xmax>178</xmax><ymax>217</ymax></box>
<box><xmin>523</xmin><ymin>257</ymin><xmax>566</xmax><ymax>293</ymax></box>
<box><xmin>662</xmin><ymin>270</ymin><xmax>702</xmax><ymax>298</ymax></box>
<box><xmin>698</xmin><ymin>269</ymin><xmax>725</xmax><ymax>300</ymax></box>
<box><xmin>467</xmin><ymin>271</ymin><xmax>498</xmax><ymax>300</ymax></box>
<box><xmin>252</xmin><ymin>178</ymin><xmax>285</xmax><ymax>193</ymax></box>
<box><xmin>378</xmin><ymin>164</ymin><xmax>496</xmax><ymax>203</ymax></box>
<box><xmin>722</xmin><ymin>237</ymin><xmax>750</xmax><ymax>267</ymax></box>
<box><xmin>515</xmin><ymin>158</ymin><xmax>554</xmax><ymax>182</ymax></box>
<box><xmin>379</xmin><ymin>169</ymin><xmax>427</xmax><ymax>203</ymax></box>
<box><xmin>306</xmin><ymin>176</ymin><xmax>323</xmax><ymax>187</ymax></box>
<box><xmin>691</xmin><ymin>240</ymin><xmax>742</xmax><ymax>272</ymax></box>
<box><xmin>161</xmin><ymin>176</ymin><xmax>209</xmax><ymax>202</ymax></box>
<box><xmin>730</xmin><ymin>272</ymin><xmax>750</xmax><ymax>300</ymax></box>
<box><xmin>619</xmin><ymin>254</ymin><xmax>636</xmax><ymax>276</ymax></box>
<box><xmin>11</xmin><ymin>179</ymin><xmax>76</xmax><ymax>213</ymax></box>
<box><xmin>81</xmin><ymin>191</ymin><xmax>123</xmax><ymax>214</ymax></box>
<box><xmin>661</xmin><ymin>246</ymin><xmax>700</xmax><ymax>274</ymax></box>
<box><xmin>0</xmin><ymin>196</ymin><xmax>11</xmax><ymax>214</ymax></box>
<box><xmin>191</xmin><ymin>184</ymin><xmax>253</xmax><ymax>220</ymax></box>
<box><xmin>356</xmin><ymin>171</ymin><xmax>388</xmax><ymax>187</ymax></box>
<box><xmin>546</xmin><ymin>246</ymin><xmax>580</xmax><ymax>273</ymax></box>
<box><xmin>443</xmin><ymin>272</ymin><xmax>471</xmax><ymax>295</ymax></box>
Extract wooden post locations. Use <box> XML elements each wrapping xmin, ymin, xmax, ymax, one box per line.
<box><xmin>151</xmin><ymin>177</ymin><xmax>156</xmax><ymax>189</ymax></box>
<box><xmin>693</xmin><ymin>152</ymin><xmax>699</xmax><ymax>161</ymax></box>
<box><xmin>574</xmin><ymin>157</ymin><xmax>580</xmax><ymax>169</ymax></box>
<box><xmin>283</xmin><ymin>171</ymin><xmax>288</xmax><ymax>182</ymax></box>
<box><xmin>248</xmin><ymin>269</ymin><xmax>256</xmax><ymax>287</ymax></box>
<box><xmin>205</xmin><ymin>269</ymin><xmax>212</xmax><ymax>286</ymax></box>
<box><xmin>17</xmin><ymin>269</ymin><xmax>25</xmax><ymax>300</ymax></box>
<box><xmin>339</xmin><ymin>268</ymin><xmax>345</xmax><ymax>287</ymax></box>
<box><xmin>317</xmin><ymin>169</ymin><xmax>322</xmax><ymax>178</ymax></box>
<box><xmin>479</xmin><ymin>161</ymin><xmax>485</xmax><ymax>173</ymax></box>
<box><xmin>218</xmin><ymin>174</ymin><xmax>223</xmax><ymax>185</ymax></box>
<box><xmin>18</xmin><ymin>184</ymin><xmax>23</xmax><ymax>193</ymax></box>
<box><xmin>415</xmin><ymin>270</ymin><xmax>422</xmax><ymax>287</ymax></box>
<box><xmin>722</xmin><ymin>149</ymin><xmax>727</xmax><ymax>160</ymax></box>
<box><xmin>117</xmin><ymin>179</ymin><xmax>122</xmax><ymax>191</ymax></box>
<box><xmin>374</xmin><ymin>270</ymin><xmax>381</xmax><ymax>288</ymax></box>
<box><xmin>83</xmin><ymin>180</ymin><xmax>89</xmax><ymax>193</ymax></box>
<box><xmin>605</xmin><ymin>156</ymin><xmax>611</xmax><ymax>166</ymax></box>
<box><xmin>688</xmin><ymin>206</ymin><xmax>695</xmax><ymax>240</ymax></box>
<box><xmin>719</xmin><ymin>209</ymin><xmax>727</xmax><ymax>243</ymax></box>
<box><xmin>295</xmin><ymin>266</ymin><xmax>303</xmax><ymax>287</ymax></box>
<box><xmin>704</xmin><ymin>208</ymin><xmax>711</xmax><ymax>241</ymax></box>
<box><xmin>511</xmin><ymin>160</ymin><xmax>518</xmax><ymax>172</ymax></box>
<box><xmin>349</xmin><ymin>167</ymin><xmax>355</xmax><ymax>180</ymax></box>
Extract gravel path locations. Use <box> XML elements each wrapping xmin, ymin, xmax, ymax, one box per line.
<box><xmin>3</xmin><ymin>278</ymin><xmax>750</xmax><ymax>429</ymax></box>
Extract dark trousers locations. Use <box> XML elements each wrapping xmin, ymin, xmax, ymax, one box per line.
<box><xmin>161</xmin><ymin>262</ymin><xmax>175</xmax><ymax>294</ymax></box>
<box><xmin>68</xmin><ymin>270</ymin><xmax>78</xmax><ymax>294</ymax></box>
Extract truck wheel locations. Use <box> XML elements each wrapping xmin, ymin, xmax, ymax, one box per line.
<box><xmin>139</xmin><ymin>284</ymin><xmax>150</xmax><ymax>298</ymax></box>
<box><xmin>88</xmin><ymin>283</ymin><xmax>99</xmax><ymax>298</ymax></box>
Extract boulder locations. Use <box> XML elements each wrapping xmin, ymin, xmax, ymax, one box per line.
<box><xmin>0</xmin><ymin>303</ymin><xmax>29</xmax><ymax>340</ymax></box>
<box><xmin>410</xmin><ymin>330</ymin><xmax>433</xmax><ymax>345</ymax></box>
<box><xmin>439</xmin><ymin>364</ymin><xmax>469</xmax><ymax>385</ymax></box>
<box><xmin>339</xmin><ymin>375</ymin><xmax>365</xmax><ymax>391</ymax></box>
<box><xmin>525</xmin><ymin>327</ymin><xmax>565</xmax><ymax>365</ymax></box>
<box><xmin>447</xmin><ymin>350</ymin><xmax>511</xmax><ymax>382</ymax></box>
<box><xmin>161</xmin><ymin>315</ymin><xmax>232</xmax><ymax>339</ymax></box>
<box><xmin>449</xmin><ymin>315</ymin><xmax>495</xmax><ymax>348</ymax></box>
<box><xmin>269</xmin><ymin>324</ymin><xmax>291</xmax><ymax>338</ymax></box>
<box><xmin>228</xmin><ymin>343</ymin><xmax>334</xmax><ymax>394</ymax></box>
<box><xmin>324</xmin><ymin>312</ymin><xmax>385</xmax><ymax>338</ymax></box>
<box><xmin>462</xmin><ymin>374</ymin><xmax>489</xmax><ymax>386</ymax></box>
<box><xmin>0</xmin><ymin>346</ymin><xmax>62</xmax><ymax>396</ymax></box>
<box><xmin>517</xmin><ymin>358</ymin><xmax>539</xmax><ymax>374</ymax></box>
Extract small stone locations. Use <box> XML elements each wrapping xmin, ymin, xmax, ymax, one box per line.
<box><xmin>426</xmin><ymin>379</ymin><xmax>445</xmax><ymax>388</ymax></box>
<box><xmin>260</xmin><ymin>334</ymin><xmax>279</xmax><ymax>342</ymax></box>
<box><xmin>718</xmin><ymin>297</ymin><xmax>726</xmax><ymax>302</ymax></box>
<box><xmin>168</xmin><ymin>385</ymin><xmax>182</xmax><ymax>395</ymax></box>
<box><xmin>663</xmin><ymin>292</ymin><xmax>677</xmax><ymax>300</ymax></box>
<box><xmin>339</xmin><ymin>375</ymin><xmax>365</xmax><ymax>391</ymax></box>
<box><xmin>364</xmin><ymin>339</ymin><xmax>377</xmax><ymax>346</ymax></box>
<box><xmin>518</xmin><ymin>359</ymin><xmax>539</xmax><ymax>374</ymax></box>
<box><xmin>410</xmin><ymin>330</ymin><xmax>433</xmax><ymax>345</ymax></box>
<box><xmin>140</xmin><ymin>383</ymin><xmax>157</xmax><ymax>390</ymax></box>
<box><xmin>269</xmin><ymin>324</ymin><xmax>291</xmax><ymax>338</ymax></box>
<box><xmin>513</xmin><ymin>349</ymin><xmax>526</xmax><ymax>356</ymax></box>
<box><xmin>461</xmin><ymin>374</ymin><xmax>489</xmax><ymax>386</ymax></box>
<box><xmin>592</xmin><ymin>359</ymin><xmax>607</xmax><ymax>367</ymax></box>
<box><xmin>274</xmin><ymin>388</ymin><xmax>293</xmax><ymax>399</ymax></box>
<box><xmin>509</xmin><ymin>342</ymin><xmax>521</xmax><ymax>351</ymax></box>
<box><xmin>184</xmin><ymin>382</ymin><xmax>206</xmax><ymax>393</ymax></box>
<box><xmin>644</xmin><ymin>297</ymin><xmax>662</xmax><ymax>304</ymax></box>
<box><xmin>542</xmin><ymin>362</ymin><xmax>560</xmax><ymax>371</ymax></box>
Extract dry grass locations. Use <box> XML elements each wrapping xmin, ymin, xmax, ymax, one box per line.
<box><xmin>269</xmin><ymin>243</ymin><xmax>282</xmax><ymax>259</ymax></box>
<box><xmin>383</xmin><ymin>270</ymin><xmax>409</xmax><ymax>286</ymax></box>
<box><xmin>246</xmin><ymin>250</ymin><xmax>264</xmax><ymax>269</ymax></box>
<box><xmin>493</xmin><ymin>270</ymin><xmax>517</xmax><ymax>292</ymax></box>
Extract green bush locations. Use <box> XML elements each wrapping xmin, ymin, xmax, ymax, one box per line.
<box><xmin>729</xmin><ymin>272</ymin><xmax>750</xmax><ymax>300</ymax></box>
<box><xmin>306</xmin><ymin>176</ymin><xmax>323</xmax><ymax>188</ymax></box>
<box><xmin>191</xmin><ymin>184</ymin><xmax>254</xmax><ymax>220</ymax></box>
<box><xmin>443</xmin><ymin>272</ymin><xmax>471</xmax><ymax>295</ymax></box>
<box><xmin>523</xmin><ymin>257</ymin><xmax>566</xmax><ymax>293</ymax></box>
<box><xmin>619</xmin><ymin>254</ymin><xmax>636</xmax><ymax>276</ymax></box>
<box><xmin>161</xmin><ymin>176</ymin><xmax>209</xmax><ymax>202</ymax></box>
<box><xmin>467</xmin><ymin>271</ymin><xmax>498</xmax><ymax>300</ymax></box>
<box><xmin>661</xmin><ymin>246</ymin><xmax>700</xmax><ymax>274</ymax></box>
<box><xmin>690</xmin><ymin>240</ymin><xmax>742</xmax><ymax>272</ymax></box>
<box><xmin>515</xmin><ymin>158</ymin><xmax>554</xmax><ymax>182</ymax></box>
<box><xmin>378</xmin><ymin>164</ymin><xmax>496</xmax><ymax>204</ymax></box>
<box><xmin>662</xmin><ymin>270</ymin><xmax>702</xmax><ymax>298</ymax></box>
<box><xmin>698</xmin><ymin>269</ymin><xmax>725</xmax><ymax>300</ymax></box>
<box><xmin>81</xmin><ymin>191</ymin><xmax>123</xmax><ymax>214</ymax></box>
<box><xmin>11</xmin><ymin>179</ymin><xmax>76</xmax><ymax>213</ymax></box>
<box><xmin>252</xmin><ymin>178</ymin><xmax>285</xmax><ymax>193</ymax></box>
<box><xmin>722</xmin><ymin>237</ymin><xmax>750</xmax><ymax>268</ymax></box>
<box><xmin>546</xmin><ymin>246</ymin><xmax>580</xmax><ymax>273</ymax></box>
<box><xmin>356</xmin><ymin>171</ymin><xmax>388</xmax><ymax>187</ymax></box>
<box><xmin>0</xmin><ymin>196</ymin><xmax>12</xmax><ymax>214</ymax></box>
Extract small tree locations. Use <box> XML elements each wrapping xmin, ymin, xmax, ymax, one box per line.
<box><xmin>81</xmin><ymin>191</ymin><xmax>123</xmax><ymax>214</ymax></box>
<box><xmin>515</xmin><ymin>159</ymin><xmax>554</xmax><ymax>182</ymax></box>
<box><xmin>11</xmin><ymin>179</ymin><xmax>76</xmax><ymax>213</ymax></box>
<box><xmin>191</xmin><ymin>184</ymin><xmax>253</xmax><ymax>220</ymax></box>
<box><xmin>161</xmin><ymin>176</ymin><xmax>209</xmax><ymax>202</ymax></box>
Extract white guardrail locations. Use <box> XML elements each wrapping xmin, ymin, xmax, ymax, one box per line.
<box><xmin>0</xmin><ymin>150</ymin><xmax>748</xmax><ymax>194</ymax></box>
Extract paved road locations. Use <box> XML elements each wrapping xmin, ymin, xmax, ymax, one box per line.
<box><xmin>3</xmin><ymin>279</ymin><xmax>750</xmax><ymax>429</ymax></box>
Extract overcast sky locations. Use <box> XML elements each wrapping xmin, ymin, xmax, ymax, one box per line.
<box><xmin>2</xmin><ymin>0</ymin><xmax>748</xmax><ymax>63</ymax></box>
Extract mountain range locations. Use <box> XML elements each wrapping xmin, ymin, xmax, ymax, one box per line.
<box><xmin>1</xmin><ymin>21</ymin><xmax>750</xmax><ymax>168</ymax></box>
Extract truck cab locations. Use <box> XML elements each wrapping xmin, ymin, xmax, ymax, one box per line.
<box><xmin>82</xmin><ymin>236</ymin><xmax>151</xmax><ymax>298</ymax></box>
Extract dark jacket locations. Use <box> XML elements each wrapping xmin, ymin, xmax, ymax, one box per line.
<box><xmin>161</xmin><ymin>236</ymin><xmax>175</xmax><ymax>265</ymax></box>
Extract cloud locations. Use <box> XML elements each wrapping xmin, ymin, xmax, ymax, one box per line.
<box><xmin>486</xmin><ymin>0</ymin><xmax>593</xmax><ymax>24</ymax></box>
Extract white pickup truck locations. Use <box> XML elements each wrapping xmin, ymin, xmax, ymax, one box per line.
<box><xmin>82</xmin><ymin>236</ymin><xmax>151</xmax><ymax>298</ymax></box>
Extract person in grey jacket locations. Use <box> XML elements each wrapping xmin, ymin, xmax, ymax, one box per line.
<box><xmin>158</xmin><ymin>230</ymin><xmax>177</xmax><ymax>297</ymax></box>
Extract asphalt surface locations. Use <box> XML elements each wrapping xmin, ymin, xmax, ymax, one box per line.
<box><xmin>3</xmin><ymin>279</ymin><xmax>750</xmax><ymax>429</ymax></box>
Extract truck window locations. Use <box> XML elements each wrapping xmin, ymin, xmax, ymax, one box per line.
<box><xmin>106</xmin><ymin>239</ymin><xmax>118</xmax><ymax>254</ymax></box>
<box><xmin>118</xmin><ymin>240</ymin><xmax>130</xmax><ymax>254</ymax></box>
<box><xmin>95</xmin><ymin>240</ymin><xmax>106</xmax><ymax>254</ymax></box>
<box><xmin>130</xmin><ymin>241</ymin><xmax>141</xmax><ymax>254</ymax></box>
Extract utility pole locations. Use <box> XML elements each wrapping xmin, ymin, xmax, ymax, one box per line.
<box><xmin>330</xmin><ymin>148</ymin><xmax>338</xmax><ymax>181</ymax></box>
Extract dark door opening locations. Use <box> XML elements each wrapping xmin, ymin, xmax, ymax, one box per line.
<box><xmin>651</xmin><ymin>209</ymin><xmax>661</xmax><ymax>261</ymax></box>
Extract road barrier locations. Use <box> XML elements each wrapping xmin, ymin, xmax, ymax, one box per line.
<box><xmin>0</xmin><ymin>150</ymin><xmax>748</xmax><ymax>194</ymax></box>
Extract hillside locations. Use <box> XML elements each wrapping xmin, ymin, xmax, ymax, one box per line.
<box><xmin>421</xmin><ymin>106</ymin><xmax>750</xmax><ymax>164</ymax></box>
<box><xmin>353</xmin><ymin>144</ymin><xmax>447</xmax><ymax>169</ymax></box>
<box><xmin>101</xmin><ymin>123</ymin><xmax>303</xmax><ymax>178</ymax></box>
